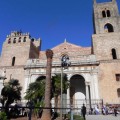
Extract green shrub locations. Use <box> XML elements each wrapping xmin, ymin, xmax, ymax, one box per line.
<box><xmin>73</xmin><ymin>114</ymin><xmax>84</xmax><ymax>120</ymax></box>
<box><xmin>0</xmin><ymin>112</ymin><xmax>7</xmax><ymax>120</ymax></box>
<box><xmin>65</xmin><ymin>114</ymin><xmax>83</xmax><ymax>120</ymax></box>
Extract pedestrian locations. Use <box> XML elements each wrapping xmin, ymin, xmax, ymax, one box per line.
<box><xmin>114</xmin><ymin>107</ymin><xmax>117</xmax><ymax>117</ymax></box>
<box><xmin>105</xmin><ymin>106</ymin><xmax>109</xmax><ymax>115</ymax></box>
<box><xmin>95</xmin><ymin>105</ymin><xmax>100</xmax><ymax>115</ymax></box>
<box><xmin>81</xmin><ymin>104</ymin><xmax>86</xmax><ymax>120</ymax></box>
<box><xmin>91</xmin><ymin>108</ymin><xmax>93</xmax><ymax>115</ymax></box>
<box><xmin>102</xmin><ymin>106</ymin><xmax>106</xmax><ymax>115</ymax></box>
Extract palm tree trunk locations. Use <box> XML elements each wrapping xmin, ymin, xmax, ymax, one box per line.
<box><xmin>41</xmin><ymin>49</ymin><xmax>53</xmax><ymax>120</ymax></box>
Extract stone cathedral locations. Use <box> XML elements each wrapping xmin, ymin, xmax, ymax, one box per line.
<box><xmin>0</xmin><ymin>0</ymin><xmax>120</xmax><ymax>108</ymax></box>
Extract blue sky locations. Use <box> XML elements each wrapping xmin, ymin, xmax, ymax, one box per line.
<box><xmin>0</xmin><ymin>0</ymin><xmax>120</xmax><ymax>52</ymax></box>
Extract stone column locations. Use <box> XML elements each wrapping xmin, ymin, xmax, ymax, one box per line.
<box><xmin>93</xmin><ymin>73</ymin><xmax>99</xmax><ymax>99</ymax></box>
<box><xmin>67</xmin><ymin>88</ymin><xmax>70</xmax><ymax>108</ymax></box>
<box><xmin>66</xmin><ymin>76</ymin><xmax>70</xmax><ymax>109</ymax></box>
<box><xmin>41</xmin><ymin>49</ymin><xmax>53</xmax><ymax>120</ymax></box>
<box><xmin>85</xmin><ymin>83</ymin><xmax>89</xmax><ymax>100</ymax></box>
<box><xmin>85</xmin><ymin>82</ymin><xmax>90</xmax><ymax>113</ymax></box>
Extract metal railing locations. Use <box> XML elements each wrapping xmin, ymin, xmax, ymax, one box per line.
<box><xmin>0</xmin><ymin>99</ymin><xmax>103</xmax><ymax>120</ymax></box>
<box><xmin>0</xmin><ymin>106</ymin><xmax>74</xmax><ymax>120</ymax></box>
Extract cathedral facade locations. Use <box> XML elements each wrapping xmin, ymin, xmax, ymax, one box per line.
<box><xmin>0</xmin><ymin>0</ymin><xmax>120</xmax><ymax>108</ymax></box>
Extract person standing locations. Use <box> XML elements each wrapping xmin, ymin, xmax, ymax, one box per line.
<box><xmin>114</xmin><ymin>107</ymin><xmax>117</xmax><ymax>117</ymax></box>
<box><xmin>81</xmin><ymin>104</ymin><xmax>86</xmax><ymax>120</ymax></box>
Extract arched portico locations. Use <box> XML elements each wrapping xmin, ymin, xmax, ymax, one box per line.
<box><xmin>70</xmin><ymin>74</ymin><xmax>86</xmax><ymax>109</ymax></box>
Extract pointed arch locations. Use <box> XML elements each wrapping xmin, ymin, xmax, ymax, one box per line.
<box><xmin>112</xmin><ymin>48</ymin><xmax>117</xmax><ymax>59</ymax></box>
<box><xmin>12</xmin><ymin>56</ymin><xmax>16</xmax><ymax>66</ymax></box>
<box><xmin>104</xmin><ymin>23</ymin><xmax>114</xmax><ymax>32</ymax></box>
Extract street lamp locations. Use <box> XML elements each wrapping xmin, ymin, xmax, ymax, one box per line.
<box><xmin>60</xmin><ymin>55</ymin><xmax>71</xmax><ymax>120</ymax></box>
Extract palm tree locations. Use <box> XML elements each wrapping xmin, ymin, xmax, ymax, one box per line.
<box><xmin>24</xmin><ymin>79</ymin><xmax>45</xmax><ymax>103</ymax></box>
<box><xmin>24</xmin><ymin>78</ymin><xmax>45</xmax><ymax>119</ymax></box>
<box><xmin>41</xmin><ymin>49</ymin><xmax>53</xmax><ymax>120</ymax></box>
<box><xmin>52</xmin><ymin>74</ymin><xmax>69</xmax><ymax>112</ymax></box>
<box><xmin>1</xmin><ymin>79</ymin><xmax>22</xmax><ymax>117</ymax></box>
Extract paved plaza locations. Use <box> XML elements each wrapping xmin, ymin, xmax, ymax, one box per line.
<box><xmin>86</xmin><ymin>115</ymin><xmax>120</xmax><ymax>120</ymax></box>
<box><xmin>10</xmin><ymin>114</ymin><xmax>120</xmax><ymax>120</ymax></box>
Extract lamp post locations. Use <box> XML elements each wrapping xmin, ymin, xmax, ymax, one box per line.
<box><xmin>60</xmin><ymin>55</ymin><xmax>71</xmax><ymax>120</ymax></box>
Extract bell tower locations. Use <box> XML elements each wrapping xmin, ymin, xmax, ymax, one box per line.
<box><xmin>92</xmin><ymin>0</ymin><xmax>120</xmax><ymax>104</ymax></box>
<box><xmin>93</xmin><ymin>0</ymin><xmax>119</xmax><ymax>34</ymax></box>
<box><xmin>0</xmin><ymin>31</ymin><xmax>41</xmax><ymax>98</ymax></box>
<box><xmin>92</xmin><ymin>0</ymin><xmax>120</xmax><ymax>60</ymax></box>
<box><xmin>0</xmin><ymin>31</ymin><xmax>41</xmax><ymax>66</ymax></box>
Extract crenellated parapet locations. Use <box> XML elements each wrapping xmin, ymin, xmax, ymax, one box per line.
<box><xmin>5</xmin><ymin>31</ymin><xmax>41</xmax><ymax>48</ymax></box>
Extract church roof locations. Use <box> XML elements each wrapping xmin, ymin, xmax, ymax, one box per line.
<box><xmin>39</xmin><ymin>41</ymin><xmax>91</xmax><ymax>59</ymax></box>
<box><xmin>52</xmin><ymin>41</ymin><xmax>91</xmax><ymax>53</ymax></box>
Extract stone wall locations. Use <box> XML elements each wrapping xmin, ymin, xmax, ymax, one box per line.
<box><xmin>98</xmin><ymin>61</ymin><xmax>120</xmax><ymax>104</ymax></box>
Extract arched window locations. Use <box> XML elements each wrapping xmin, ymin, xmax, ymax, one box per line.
<box><xmin>112</xmin><ymin>48</ymin><xmax>117</xmax><ymax>59</ymax></box>
<box><xmin>102</xmin><ymin>11</ymin><xmax>106</xmax><ymax>18</ymax></box>
<box><xmin>104</xmin><ymin>23</ymin><xmax>114</xmax><ymax>32</ymax></box>
<box><xmin>18</xmin><ymin>37</ymin><xmax>21</xmax><ymax>42</ymax></box>
<box><xmin>61</xmin><ymin>54</ymin><xmax>71</xmax><ymax>67</ymax></box>
<box><xmin>117</xmin><ymin>88</ymin><xmax>120</xmax><ymax>97</ymax></box>
<box><xmin>107</xmin><ymin>10</ymin><xmax>111</xmax><ymax>17</ymax></box>
<box><xmin>8</xmin><ymin>38</ymin><xmax>11</xmax><ymax>44</ymax></box>
<box><xmin>23</xmin><ymin>37</ymin><xmax>26</xmax><ymax>42</ymax></box>
<box><xmin>13</xmin><ymin>38</ymin><xmax>16</xmax><ymax>43</ymax></box>
<box><xmin>102</xmin><ymin>9</ymin><xmax>111</xmax><ymax>18</ymax></box>
<box><xmin>12</xmin><ymin>57</ymin><xmax>15</xmax><ymax>66</ymax></box>
<box><xmin>115</xmin><ymin>74</ymin><xmax>120</xmax><ymax>81</ymax></box>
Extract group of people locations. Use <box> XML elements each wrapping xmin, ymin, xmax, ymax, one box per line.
<box><xmin>81</xmin><ymin>104</ymin><xmax>119</xmax><ymax>120</ymax></box>
<box><xmin>102</xmin><ymin>105</ymin><xmax>119</xmax><ymax>116</ymax></box>
<box><xmin>102</xmin><ymin>105</ymin><xmax>109</xmax><ymax>115</ymax></box>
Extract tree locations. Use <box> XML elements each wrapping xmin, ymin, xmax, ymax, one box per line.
<box><xmin>1</xmin><ymin>79</ymin><xmax>22</xmax><ymax>117</ymax></box>
<box><xmin>41</xmin><ymin>49</ymin><xmax>53</xmax><ymax>120</ymax></box>
<box><xmin>24</xmin><ymin>79</ymin><xmax>45</xmax><ymax>104</ymax></box>
<box><xmin>24</xmin><ymin>74</ymin><xmax>69</xmax><ymax>116</ymax></box>
<box><xmin>24</xmin><ymin>78</ymin><xmax>45</xmax><ymax>119</ymax></box>
<box><xmin>52</xmin><ymin>73</ymin><xmax>69</xmax><ymax>112</ymax></box>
